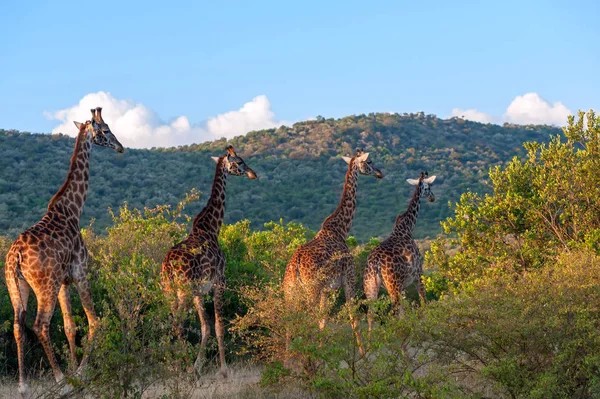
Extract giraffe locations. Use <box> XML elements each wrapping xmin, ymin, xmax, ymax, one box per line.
<box><xmin>4</xmin><ymin>108</ymin><xmax>124</xmax><ymax>399</ymax></box>
<box><xmin>363</xmin><ymin>171</ymin><xmax>436</xmax><ymax>332</ymax></box>
<box><xmin>161</xmin><ymin>145</ymin><xmax>257</xmax><ymax>378</ymax></box>
<box><xmin>283</xmin><ymin>149</ymin><xmax>383</xmax><ymax>356</ymax></box>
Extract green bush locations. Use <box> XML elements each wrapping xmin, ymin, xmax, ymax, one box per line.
<box><xmin>232</xmin><ymin>279</ymin><xmax>466</xmax><ymax>398</ymax></box>
<box><xmin>417</xmin><ymin>250</ymin><xmax>600</xmax><ymax>398</ymax></box>
<box><xmin>219</xmin><ymin>218</ymin><xmax>312</xmax><ymax>322</ymax></box>
<box><xmin>415</xmin><ymin>110</ymin><xmax>600</xmax><ymax>397</ymax></box>
<box><xmin>79</xmin><ymin>199</ymin><xmax>195</xmax><ymax>398</ymax></box>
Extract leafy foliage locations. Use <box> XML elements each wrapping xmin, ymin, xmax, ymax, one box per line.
<box><xmin>69</xmin><ymin>199</ymin><xmax>194</xmax><ymax>397</ymax></box>
<box><xmin>232</xmin><ymin>279</ymin><xmax>469</xmax><ymax>398</ymax></box>
<box><xmin>418</xmin><ymin>250</ymin><xmax>600</xmax><ymax>399</ymax></box>
<box><xmin>426</xmin><ymin>110</ymin><xmax>600</xmax><ymax>294</ymax></box>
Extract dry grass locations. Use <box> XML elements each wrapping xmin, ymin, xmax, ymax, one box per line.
<box><xmin>0</xmin><ymin>363</ymin><xmax>310</xmax><ymax>399</ymax></box>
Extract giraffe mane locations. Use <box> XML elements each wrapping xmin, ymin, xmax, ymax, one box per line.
<box><xmin>394</xmin><ymin>175</ymin><xmax>424</xmax><ymax>228</ymax></box>
<box><xmin>47</xmin><ymin>122</ymin><xmax>88</xmax><ymax>210</ymax></box>
<box><xmin>320</xmin><ymin>156</ymin><xmax>357</xmax><ymax>231</ymax></box>
<box><xmin>191</xmin><ymin>155</ymin><xmax>227</xmax><ymax>232</ymax></box>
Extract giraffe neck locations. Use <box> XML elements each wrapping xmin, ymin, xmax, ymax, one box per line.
<box><xmin>318</xmin><ymin>159</ymin><xmax>359</xmax><ymax>239</ymax></box>
<box><xmin>392</xmin><ymin>180</ymin><xmax>422</xmax><ymax>237</ymax></box>
<box><xmin>47</xmin><ymin>128</ymin><xmax>92</xmax><ymax>220</ymax></box>
<box><xmin>191</xmin><ymin>157</ymin><xmax>227</xmax><ymax>237</ymax></box>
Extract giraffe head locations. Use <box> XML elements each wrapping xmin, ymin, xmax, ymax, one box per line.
<box><xmin>212</xmin><ymin>145</ymin><xmax>258</xmax><ymax>179</ymax></box>
<box><xmin>342</xmin><ymin>148</ymin><xmax>384</xmax><ymax>178</ymax></box>
<box><xmin>407</xmin><ymin>171</ymin><xmax>436</xmax><ymax>202</ymax></box>
<box><xmin>73</xmin><ymin>107</ymin><xmax>124</xmax><ymax>153</ymax></box>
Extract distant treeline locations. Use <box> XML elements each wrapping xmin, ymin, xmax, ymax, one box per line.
<box><xmin>0</xmin><ymin>113</ymin><xmax>560</xmax><ymax>240</ymax></box>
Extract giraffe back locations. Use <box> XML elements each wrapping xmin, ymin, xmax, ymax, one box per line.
<box><xmin>161</xmin><ymin>234</ymin><xmax>224</xmax><ymax>290</ymax></box>
<box><xmin>367</xmin><ymin>234</ymin><xmax>422</xmax><ymax>289</ymax></box>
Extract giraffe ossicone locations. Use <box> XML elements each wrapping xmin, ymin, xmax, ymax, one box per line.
<box><xmin>161</xmin><ymin>145</ymin><xmax>257</xmax><ymax>379</ymax></box>
<box><xmin>407</xmin><ymin>172</ymin><xmax>436</xmax><ymax>202</ymax></box>
<box><xmin>4</xmin><ymin>108</ymin><xmax>124</xmax><ymax>399</ymax></box>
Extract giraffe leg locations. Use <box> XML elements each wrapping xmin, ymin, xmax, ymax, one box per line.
<box><xmin>174</xmin><ymin>288</ymin><xmax>187</xmax><ymax>340</ymax></box>
<box><xmin>73</xmin><ymin>276</ymin><xmax>98</xmax><ymax>370</ymax></box>
<box><xmin>383</xmin><ymin>273</ymin><xmax>404</xmax><ymax>316</ymax></box>
<box><xmin>58</xmin><ymin>283</ymin><xmax>78</xmax><ymax>370</ymax></box>
<box><xmin>213</xmin><ymin>283</ymin><xmax>228</xmax><ymax>378</ymax></box>
<box><xmin>381</xmin><ymin>275</ymin><xmax>410</xmax><ymax>354</ymax></box>
<box><xmin>416</xmin><ymin>275</ymin><xmax>427</xmax><ymax>306</ymax></box>
<box><xmin>32</xmin><ymin>294</ymin><xmax>65</xmax><ymax>383</ymax></box>
<box><xmin>162</xmin><ymin>278</ymin><xmax>184</xmax><ymax>340</ymax></box>
<box><xmin>390</xmin><ymin>291</ymin><xmax>404</xmax><ymax>316</ymax></box>
<box><xmin>363</xmin><ymin>262</ymin><xmax>382</xmax><ymax>335</ymax></box>
<box><xmin>283</xmin><ymin>254</ymin><xmax>298</xmax><ymax>366</ymax></box>
<box><xmin>169</xmin><ymin>295</ymin><xmax>181</xmax><ymax>340</ymax></box>
<box><xmin>342</xmin><ymin>263</ymin><xmax>365</xmax><ymax>356</ymax></box>
<box><xmin>284</xmin><ymin>328</ymin><xmax>292</xmax><ymax>366</ymax></box>
<box><xmin>6</xmin><ymin>268</ymin><xmax>31</xmax><ymax>398</ymax></box>
<box><xmin>192</xmin><ymin>294</ymin><xmax>211</xmax><ymax>374</ymax></box>
<box><xmin>318</xmin><ymin>290</ymin><xmax>328</xmax><ymax>330</ymax></box>
<box><xmin>282</xmin><ymin>280</ymin><xmax>295</xmax><ymax>369</ymax></box>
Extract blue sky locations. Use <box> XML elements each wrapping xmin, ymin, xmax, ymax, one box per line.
<box><xmin>1</xmin><ymin>0</ymin><xmax>598</xmax><ymax>147</ymax></box>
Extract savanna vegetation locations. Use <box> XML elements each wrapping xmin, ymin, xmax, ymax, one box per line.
<box><xmin>1</xmin><ymin>111</ymin><xmax>599</xmax><ymax>398</ymax></box>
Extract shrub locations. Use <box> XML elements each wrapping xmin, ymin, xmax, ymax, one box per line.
<box><xmin>417</xmin><ymin>250</ymin><xmax>600</xmax><ymax>398</ymax></box>
<box><xmin>231</xmin><ymin>270</ymin><xmax>463</xmax><ymax>398</ymax></box>
<box><xmin>78</xmin><ymin>199</ymin><xmax>195</xmax><ymax>398</ymax></box>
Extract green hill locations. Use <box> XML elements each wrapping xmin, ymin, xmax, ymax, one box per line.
<box><xmin>0</xmin><ymin>112</ymin><xmax>561</xmax><ymax>241</ymax></box>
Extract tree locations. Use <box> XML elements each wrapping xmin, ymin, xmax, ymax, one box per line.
<box><xmin>426</xmin><ymin>109</ymin><xmax>600</xmax><ymax>292</ymax></box>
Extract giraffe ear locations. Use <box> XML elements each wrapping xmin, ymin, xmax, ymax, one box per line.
<box><xmin>211</xmin><ymin>156</ymin><xmax>220</xmax><ymax>163</ymax></box>
<box><xmin>341</xmin><ymin>156</ymin><xmax>352</xmax><ymax>164</ymax></box>
<box><xmin>73</xmin><ymin>121</ymin><xmax>83</xmax><ymax>130</ymax></box>
<box><xmin>424</xmin><ymin>175</ymin><xmax>437</xmax><ymax>184</ymax></box>
<box><xmin>357</xmin><ymin>152</ymin><xmax>370</xmax><ymax>161</ymax></box>
<box><xmin>406</xmin><ymin>178</ymin><xmax>419</xmax><ymax>185</ymax></box>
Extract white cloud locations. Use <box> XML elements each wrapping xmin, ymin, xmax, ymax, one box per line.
<box><xmin>451</xmin><ymin>108</ymin><xmax>494</xmax><ymax>124</ymax></box>
<box><xmin>504</xmin><ymin>92</ymin><xmax>572</xmax><ymax>125</ymax></box>
<box><xmin>205</xmin><ymin>95</ymin><xmax>284</xmax><ymax>139</ymax></box>
<box><xmin>450</xmin><ymin>92</ymin><xmax>573</xmax><ymax>127</ymax></box>
<box><xmin>45</xmin><ymin>92</ymin><xmax>289</xmax><ymax>149</ymax></box>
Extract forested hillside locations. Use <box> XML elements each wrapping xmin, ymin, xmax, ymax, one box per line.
<box><xmin>0</xmin><ymin>112</ymin><xmax>560</xmax><ymax>240</ymax></box>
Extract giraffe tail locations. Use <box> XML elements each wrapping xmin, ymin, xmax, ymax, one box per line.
<box><xmin>283</xmin><ymin>251</ymin><xmax>301</xmax><ymax>301</ymax></box>
<box><xmin>6</xmin><ymin>246</ymin><xmax>26</xmax><ymax>327</ymax></box>
<box><xmin>364</xmin><ymin>252</ymin><xmax>382</xmax><ymax>301</ymax></box>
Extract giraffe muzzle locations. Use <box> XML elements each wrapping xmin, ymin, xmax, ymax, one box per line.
<box><xmin>247</xmin><ymin>169</ymin><xmax>258</xmax><ymax>180</ymax></box>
